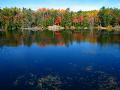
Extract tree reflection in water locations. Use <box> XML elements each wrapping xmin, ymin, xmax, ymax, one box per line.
<box><xmin>0</xmin><ymin>30</ymin><xmax>120</xmax><ymax>47</ymax></box>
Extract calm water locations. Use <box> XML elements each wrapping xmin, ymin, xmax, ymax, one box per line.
<box><xmin>0</xmin><ymin>30</ymin><xmax>120</xmax><ymax>90</ymax></box>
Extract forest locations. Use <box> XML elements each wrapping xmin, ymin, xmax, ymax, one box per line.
<box><xmin>0</xmin><ymin>7</ymin><xmax>120</xmax><ymax>31</ymax></box>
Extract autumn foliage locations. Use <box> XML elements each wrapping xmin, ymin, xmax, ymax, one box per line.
<box><xmin>72</xmin><ymin>16</ymin><xmax>84</xmax><ymax>23</ymax></box>
<box><xmin>0</xmin><ymin>7</ymin><xmax>120</xmax><ymax>31</ymax></box>
<box><xmin>54</xmin><ymin>16</ymin><xmax>62</xmax><ymax>25</ymax></box>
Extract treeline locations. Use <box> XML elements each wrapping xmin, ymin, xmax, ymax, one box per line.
<box><xmin>0</xmin><ymin>7</ymin><xmax>120</xmax><ymax>31</ymax></box>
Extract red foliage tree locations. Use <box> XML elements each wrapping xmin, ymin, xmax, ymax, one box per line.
<box><xmin>78</xmin><ymin>16</ymin><xmax>84</xmax><ymax>23</ymax></box>
<box><xmin>72</xmin><ymin>17</ymin><xmax>78</xmax><ymax>23</ymax></box>
<box><xmin>72</xmin><ymin>16</ymin><xmax>84</xmax><ymax>24</ymax></box>
<box><xmin>54</xmin><ymin>16</ymin><xmax>62</xmax><ymax>25</ymax></box>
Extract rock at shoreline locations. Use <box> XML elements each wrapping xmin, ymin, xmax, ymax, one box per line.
<box><xmin>48</xmin><ymin>25</ymin><xmax>64</xmax><ymax>31</ymax></box>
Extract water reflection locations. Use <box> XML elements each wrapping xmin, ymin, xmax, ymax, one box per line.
<box><xmin>0</xmin><ymin>30</ymin><xmax>120</xmax><ymax>90</ymax></box>
<box><xmin>0</xmin><ymin>30</ymin><xmax>120</xmax><ymax>47</ymax></box>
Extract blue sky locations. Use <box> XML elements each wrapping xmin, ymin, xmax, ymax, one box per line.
<box><xmin>0</xmin><ymin>0</ymin><xmax>120</xmax><ymax>11</ymax></box>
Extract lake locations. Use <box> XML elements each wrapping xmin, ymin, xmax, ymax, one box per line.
<box><xmin>0</xmin><ymin>30</ymin><xmax>120</xmax><ymax>90</ymax></box>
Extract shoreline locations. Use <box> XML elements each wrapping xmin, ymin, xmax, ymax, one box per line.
<box><xmin>21</xmin><ymin>25</ymin><xmax>120</xmax><ymax>32</ymax></box>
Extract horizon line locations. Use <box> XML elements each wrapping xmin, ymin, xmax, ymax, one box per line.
<box><xmin>1</xmin><ymin>6</ymin><xmax>120</xmax><ymax>12</ymax></box>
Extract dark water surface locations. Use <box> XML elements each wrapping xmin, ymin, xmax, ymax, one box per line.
<box><xmin>0</xmin><ymin>30</ymin><xmax>120</xmax><ymax>90</ymax></box>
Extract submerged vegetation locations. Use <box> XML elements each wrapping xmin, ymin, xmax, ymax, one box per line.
<box><xmin>13</xmin><ymin>69</ymin><xmax>119</xmax><ymax>90</ymax></box>
<box><xmin>0</xmin><ymin>7</ymin><xmax>120</xmax><ymax>31</ymax></box>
